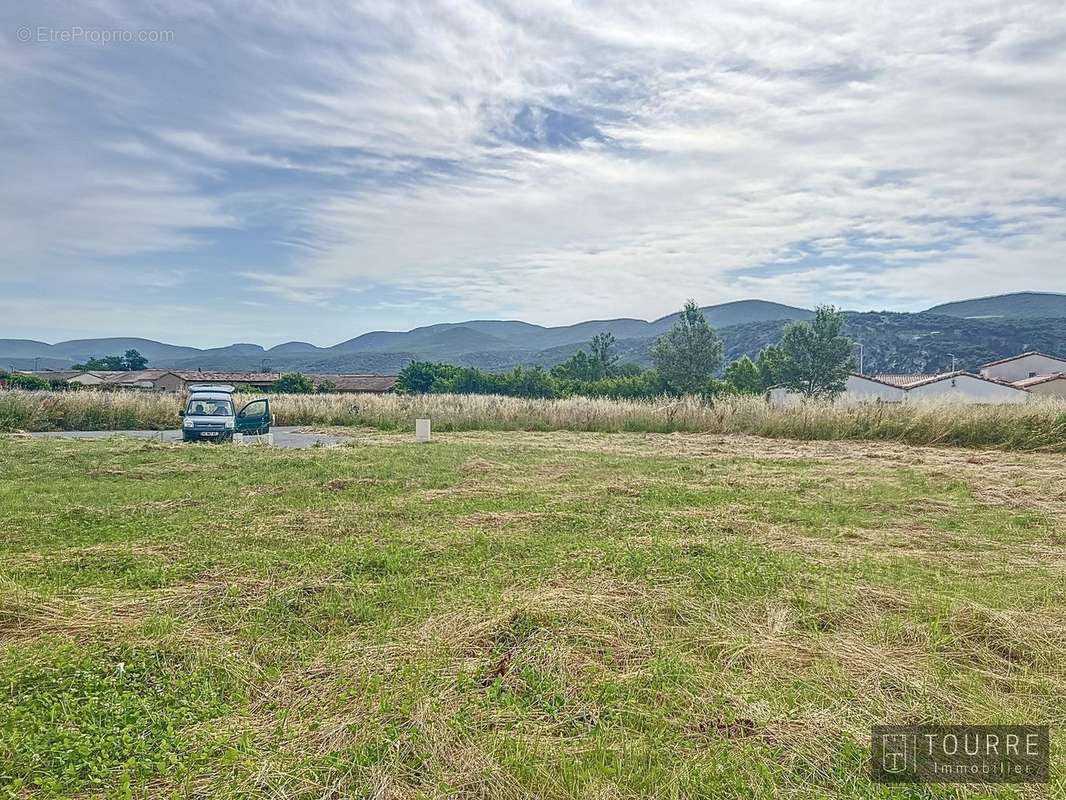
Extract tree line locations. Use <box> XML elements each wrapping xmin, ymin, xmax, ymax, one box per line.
<box><xmin>397</xmin><ymin>302</ymin><xmax>856</xmax><ymax>400</ymax></box>
<box><xmin>2</xmin><ymin>305</ymin><xmax>856</xmax><ymax>400</ymax></box>
<box><xmin>72</xmin><ymin>349</ymin><xmax>149</xmax><ymax>371</ymax></box>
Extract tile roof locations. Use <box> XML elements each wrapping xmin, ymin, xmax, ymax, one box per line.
<box><xmin>1012</xmin><ymin>372</ymin><xmax>1066</xmax><ymax>388</ymax></box>
<box><xmin>979</xmin><ymin>351</ymin><xmax>1066</xmax><ymax>369</ymax></box>
<box><xmin>872</xmin><ymin>373</ymin><xmax>938</xmax><ymax>388</ymax></box>
<box><xmin>23</xmin><ymin>370</ymin><xmax>94</xmax><ymax>381</ymax></box>
<box><xmin>110</xmin><ymin>369</ymin><xmax>171</xmax><ymax>383</ymax></box>
<box><xmin>172</xmin><ymin>371</ymin><xmax>398</xmax><ymax>391</ymax></box>
<box><xmin>172</xmin><ymin>371</ymin><xmax>281</xmax><ymax>382</ymax></box>
<box><xmin>849</xmin><ymin>373</ymin><xmax>911</xmax><ymax>389</ymax></box>
<box><xmin>313</xmin><ymin>374</ymin><xmax>399</xmax><ymax>392</ymax></box>
<box><xmin>903</xmin><ymin>370</ymin><xmax>1030</xmax><ymax>391</ymax></box>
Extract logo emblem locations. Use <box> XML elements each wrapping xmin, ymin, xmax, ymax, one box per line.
<box><xmin>880</xmin><ymin>733</ymin><xmax>911</xmax><ymax>774</ymax></box>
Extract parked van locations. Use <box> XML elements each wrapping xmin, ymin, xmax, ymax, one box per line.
<box><xmin>182</xmin><ymin>384</ymin><xmax>272</xmax><ymax>442</ymax></box>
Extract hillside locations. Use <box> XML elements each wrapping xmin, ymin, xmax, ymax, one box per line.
<box><xmin>1</xmin><ymin>299</ymin><xmax>811</xmax><ymax>370</ymax></box>
<box><xmin>650</xmin><ymin>299</ymin><xmax>813</xmax><ymax>332</ymax></box>
<box><xmin>3</xmin><ymin>293</ymin><xmax>1063</xmax><ymax>375</ymax></box>
<box><xmin>926</xmin><ymin>291</ymin><xmax>1066</xmax><ymax>320</ymax></box>
<box><xmin>522</xmin><ymin>313</ymin><xmax>1066</xmax><ymax>375</ymax></box>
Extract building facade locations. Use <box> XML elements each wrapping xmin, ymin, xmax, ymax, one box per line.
<box><xmin>980</xmin><ymin>352</ymin><xmax>1066</xmax><ymax>383</ymax></box>
<box><xmin>903</xmin><ymin>372</ymin><xmax>1029</xmax><ymax>404</ymax></box>
<box><xmin>1013</xmin><ymin>374</ymin><xmax>1066</xmax><ymax>399</ymax></box>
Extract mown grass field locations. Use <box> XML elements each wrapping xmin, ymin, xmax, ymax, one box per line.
<box><xmin>1</xmin><ymin>430</ymin><xmax>1064</xmax><ymax>798</ymax></box>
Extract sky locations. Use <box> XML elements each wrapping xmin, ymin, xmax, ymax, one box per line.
<box><xmin>2</xmin><ymin>1</ymin><xmax>1065</xmax><ymax>348</ymax></box>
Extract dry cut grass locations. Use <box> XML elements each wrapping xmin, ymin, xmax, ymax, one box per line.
<box><xmin>3</xmin><ymin>387</ymin><xmax>1066</xmax><ymax>451</ymax></box>
<box><xmin>0</xmin><ymin>432</ymin><xmax>1064</xmax><ymax>797</ymax></box>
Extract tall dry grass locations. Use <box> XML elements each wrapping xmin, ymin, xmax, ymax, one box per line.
<box><xmin>2</xmin><ymin>388</ymin><xmax>1065</xmax><ymax>450</ymax></box>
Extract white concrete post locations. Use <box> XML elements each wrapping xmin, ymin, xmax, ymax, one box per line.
<box><xmin>415</xmin><ymin>418</ymin><xmax>431</xmax><ymax>443</ymax></box>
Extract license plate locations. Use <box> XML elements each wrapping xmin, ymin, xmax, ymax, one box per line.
<box><xmin>200</xmin><ymin>432</ymin><xmax>218</xmax><ymax>437</ymax></box>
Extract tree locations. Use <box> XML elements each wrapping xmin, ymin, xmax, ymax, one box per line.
<box><xmin>550</xmin><ymin>350</ymin><xmax>602</xmax><ymax>382</ymax></box>
<box><xmin>755</xmin><ymin>345</ymin><xmax>785</xmax><ymax>389</ymax></box>
<box><xmin>315</xmin><ymin>378</ymin><xmax>337</xmax><ymax>393</ymax></box>
<box><xmin>271</xmin><ymin>372</ymin><xmax>317</xmax><ymax>394</ymax></box>
<box><xmin>722</xmin><ymin>356</ymin><xmax>763</xmax><ymax>394</ymax></box>
<box><xmin>551</xmin><ymin>333</ymin><xmax>618</xmax><ymax>383</ymax></box>
<box><xmin>396</xmin><ymin>361</ymin><xmax>461</xmax><ymax>393</ymax></box>
<box><xmin>503</xmin><ymin>366</ymin><xmax>557</xmax><ymax>398</ymax></box>
<box><xmin>1</xmin><ymin>372</ymin><xmax>50</xmax><ymax>390</ymax></box>
<box><xmin>72</xmin><ymin>356</ymin><xmax>116</xmax><ymax>370</ymax></box>
<box><xmin>123</xmin><ymin>349</ymin><xmax>148</xmax><ymax>370</ymax></box>
<box><xmin>589</xmin><ymin>332</ymin><xmax>618</xmax><ymax>377</ymax></box>
<box><xmin>778</xmin><ymin>305</ymin><xmax>856</xmax><ymax>399</ymax></box>
<box><xmin>71</xmin><ymin>350</ymin><xmax>148</xmax><ymax>371</ymax></box>
<box><xmin>650</xmin><ymin>299</ymin><xmax>724</xmax><ymax>394</ymax></box>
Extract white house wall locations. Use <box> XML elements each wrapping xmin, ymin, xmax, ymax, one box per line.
<box><xmin>843</xmin><ymin>375</ymin><xmax>906</xmax><ymax>403</ymax></box>
<box><xmin>907</xmin><ymin>374</ymin><xmax>1028</xmax><ymax>404</ymax></box>
<box><xmin>1025</xmin><ymin>379</ymin><xmax>1066</xmax><ymax>400</ymax></box>
<box><xmin>981</xmin><ymin>354</ymin><xmax>1066</xmax><ymax>382</ymax></box>
<box><xmin>769</xmin><ymin>376</ymin><xmax>904</xmax><ymax>407</ymax></box>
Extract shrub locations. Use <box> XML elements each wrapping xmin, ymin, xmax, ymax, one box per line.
<box><xmin>1</xmin><ymin>373</ymin><xmax>51</xmax><ymax>391</ymax></box>
<box><xmin>271</xmin><ymin>373</ymin><xmax>317</xmax><ymax>394</ymax></box>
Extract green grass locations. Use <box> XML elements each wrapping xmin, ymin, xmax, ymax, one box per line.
<box><xmin>1</xmin><ymin>431</ymin><xmax>1064</xmax><ymax>798</ymax></box>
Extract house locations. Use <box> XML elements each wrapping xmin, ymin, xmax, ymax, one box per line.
<box><xmin>768</xmin><ymin>370</ymin><xmax>1031</xmax><ymax>407</ymax></box>
<box><xmin>25</xmin><ymin>369</ymin><xmax>191</xmax><ymax>391</ymax></box>
<box><xmin>59</xmin><ymin>371</ymin><xmax>110</xmax><ymax>386</ymax></box>
<box><xmin>1012</xmin><ymin>373</ymin><xmax>1066</xmax><ymax>399</ymax></box>
<box><xmin>166</xmin><ymin>371</ymin><xmax>280</xmax><ymax>391</ymax></box>
<box><xmin>106</xmin><ymin>369</ymin><xmax>177</xmax><ymax>389</ymax></box>
<box><xmin>872</xmin><ymin>374</ymin><xmax>937</xmax><ymax>388</ymax></box>
<box><xmin>158</xmin><ymin>372</ymin><xmax>398</xmax><ymax>393</ymax></box>
<box><xmin>768</xmin><ymin>373</ymin><xmax>906</xmax><ymax>407</ymax></box>
<box><xmin>903</xmin><ymin>371</ymin><xmax>1030</xmax><ymax>404</ymax></box>
<box><xmin>979</xmin><ymin>351</ymin><xmax>1066</xmax><ymax>383</ymax></box>
<box><xmin>313</xmin><ymin>374</ymin><xmax>398</xmax><ymax>393</ymax></box>
<box><xmin>841</xmin><ymin>374</ymin><xmax>907</xmax><ymax>402</ymax></box>
<box><xmin>20</xmin><ymin>369</ymin><xmax>399</xmax><ymax>393</ymax></box>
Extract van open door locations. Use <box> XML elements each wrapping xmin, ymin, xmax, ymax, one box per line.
<box><xmin>235</xmin><ymin>398</ymin><xmax>271</xmax><ymax>435</ymax></box>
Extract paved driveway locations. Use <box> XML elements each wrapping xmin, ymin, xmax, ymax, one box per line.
<box><xmin>25</xmin><ymin>426</ymin><xmax>353</xmax><ymax>449</ymax></box>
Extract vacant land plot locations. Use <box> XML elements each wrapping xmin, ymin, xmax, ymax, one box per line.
<box><xmin>1</xmin><ymin>431</ymin><xmax>1064</xmax><ymax>798</ymax></box>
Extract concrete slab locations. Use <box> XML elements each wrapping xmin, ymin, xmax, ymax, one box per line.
<box><xmin>23</xmin><ymin>427</ymin><xmax>352</xmax><ymax>449</ymax></box>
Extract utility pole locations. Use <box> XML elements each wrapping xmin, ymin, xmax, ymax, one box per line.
<box><xmin>947</xmin><ymin>353</ymin><xmax>957</xmax><ymax>372</ymax></box>
<box><xmin>854</xmin><ymin>342</ymin><xmax>864</xmax><ymax>375</ymax></box>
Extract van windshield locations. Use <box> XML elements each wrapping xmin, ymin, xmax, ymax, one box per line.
<box><xmin>185</xmin><ymin>398</ymin><xmax>234</xmax><ymax>416</ymax></box>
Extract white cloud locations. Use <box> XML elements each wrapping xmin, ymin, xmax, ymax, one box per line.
<box><xmin>1</xmin><ymin>0</ymin><xmax>1064</xmax><ymax>343</ymax></box>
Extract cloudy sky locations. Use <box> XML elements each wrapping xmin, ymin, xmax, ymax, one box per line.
<box><xmin>2</xmin><ymin>1</ymin><xmax>1064</xmax><ymax>347</ymax></box>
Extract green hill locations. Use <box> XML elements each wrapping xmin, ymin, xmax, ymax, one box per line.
<box><xmin>926</xmin><ymin>291</ymin><xmax>1066</xmax><ymax>320</ymax></box>
<box><xmin>5</xmin><ymin>294</ymin><xmax>1064</xmax><ymax>375</ymax></box>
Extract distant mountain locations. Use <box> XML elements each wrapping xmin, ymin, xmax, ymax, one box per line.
<box><xmin>266</xmin><ymin>341</ymin><xmax>322</xmax><ymax>355</ymax></box>
<box><xmin>3</xmin><ymin>294</ymin><xmax>1063</xmax><ymax>375</ymax></box>
<box><xmin>0</xmin><ymin>337</ymin><xmax>201</xmax><ymax>370</ymax></box>
<box><xmin>521</xmin><ymin>312</ymin><xmax>1066</xmax><ymax>375</ymax></box>
<box><xmin>0</xmin><ymin>339</ymin><xmax>55</xmax><ymax>358</ymax></box>
<box><xmin>926</xmin><ymin>291</ymin><xmax>1066</xmax><ymax>320</ymax></box>
<box><xmin>651</xmin><ymin>299</ymin><xmax>814</xmax><ymax>332</ymax></box>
